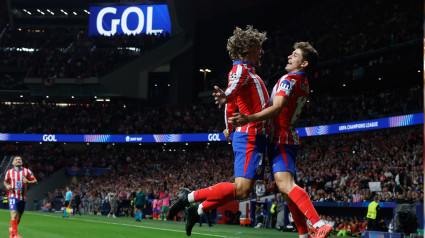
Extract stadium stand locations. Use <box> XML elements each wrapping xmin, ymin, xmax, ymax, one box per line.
<box><xmin>0</xmin><ymin>0</ymin><xmax>422</xmax><ymax>237</ymax></box>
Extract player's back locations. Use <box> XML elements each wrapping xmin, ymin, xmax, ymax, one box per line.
<box><xmin>270</xmin><ymin>72</ymin><xmax>309</xmax><ymax>145</ymax></box>
<box><xmin>225</xmin><ymin>61</ymin><xmax>269</xmax><ymax>135</ymax></box>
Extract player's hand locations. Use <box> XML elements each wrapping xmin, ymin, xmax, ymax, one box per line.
<box><xmin>22</xmin><ymin>177</ymin><xmax>29</xmax><ymax>184</ymax></box>
<box><xmin>5</xmin><ymin>185</ymin><xmax>12</xmax><ymax>190</ymax></box>
<box><xmin>212</xmin><ymin>86</ymin><xmax>227</xmax><ymax>109</ymax></box>
<box><xmin>223</xmin><ymin>129</ymin><xmax>231</xmax><ymax>142</ymax></box>
<box><xmin>229</xmin><ymin>112</ymin><xmax>249</xmax><ymax>127</ymax></box>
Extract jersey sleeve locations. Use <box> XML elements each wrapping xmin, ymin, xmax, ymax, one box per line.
<box><xmin>4</xmin><ymin>170</ymin><xmax>10</xmax><ymax>183</ymax></box>
<box><xmin>275</xmin><ymin>76</ymin><xmax>295</xmax><ymax>99</ymax></box>
<box><xmin>224</xmin><ymin>64</ymin><xmax>249</xmax><ymax>103</ymax></box>
<box><xmin>224</xmin><ymin>101</ymin><xmax>237</xmax><ymax>134</ymax></box>
<box><xmin>26</xmin><ymin>169</ymin><xmax>36</xmax><ymax>181</ymax></box>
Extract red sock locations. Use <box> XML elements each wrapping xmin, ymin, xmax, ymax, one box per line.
<box><xmin>11</xmin><ymin>220</ymin><xmax>18</xmax><ymax>235</ymax></box>
<box><xmin>288</xmin><ymin>186</ymin><xmax>320</xmax><ymax>225</ymax></box>
<box><xmin>287</xmin><ymin>200</ymin><xmax>308</xmax><ymax>235</ymax></box>
<box><xmin>194</xmin><ymin>182</ymin><xmax>235</xmax><ymax>202</ymax></box>
<box><xmin>200</xmin><ymin>198</ymin><xmax>233</xmax><ymax>214</ymax></box>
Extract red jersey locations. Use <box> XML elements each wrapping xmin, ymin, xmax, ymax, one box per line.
<box><xmin>4</xmin><ymin>167</ymin><xmax>35</xmax><ymax>201</ymax></box>
<box><xmin>225</xmin><ymin>61</ymin><xmax>269</xmax><ymax>135</ymax></box>
<box><xmin>270</xmin><ymin>72</ymin><xmax>309</xmax><ymax>145</ymax></box>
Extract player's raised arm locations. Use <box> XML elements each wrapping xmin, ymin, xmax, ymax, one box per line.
<box><xmin>212</xmin><ymin>86</ymin><xmax>227</xmax><ymax>108</ymax></box>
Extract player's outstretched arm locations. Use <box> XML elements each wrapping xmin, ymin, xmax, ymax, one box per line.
<box><xmin>229</xmin><ymin>95</ymin><xmax>288</xmax><ymax>127</ymax></box>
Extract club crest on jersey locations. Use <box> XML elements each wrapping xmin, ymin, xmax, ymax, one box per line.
<box><xmin>16</xmin><ymin>182</ymin><xmax>22</xmax><ymax>189</ymax></box>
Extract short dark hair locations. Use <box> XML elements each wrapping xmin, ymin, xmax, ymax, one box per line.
<box><xmin>294</xmin><ymin>42</ymin><xmax>319</xmax><ymax>73</ymax></box>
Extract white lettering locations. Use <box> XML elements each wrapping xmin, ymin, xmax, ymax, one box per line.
<box><xmin>96</xmin><ymin>6</ymin><xmax>164</xmax><ymax>36</ymax></box>
<box><xmin>146</xmin><ymin>7</ymin><xmax>163</xmax><ymax>34</ymax></box>
<box><xmin>121</xmin><ymin>7</ymin><xmax>144</xmax><ymax>35</ymax></box>
<box><xmin>43</xmin><ymin>134</ymin><xmax>57</xmax><ymax>142</ymax></box>
<box><xmin>97</xmin><ymin>7</ymin><xmax>120</xmax><ymax>36</ymax></box>
<box><xmin>208</xmin><ymin>133</ymin><xmax>221</xmax><ymax>141</ymax></box>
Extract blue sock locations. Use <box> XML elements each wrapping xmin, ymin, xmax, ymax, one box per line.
<box><xmin>64</xmin><ymin>209</ymin><xmax>66</xmax><ymax>217</ymax></box>
<box><xmin>136</xmin><ymin>211</ymin><xmax>139</xmax><ymax>219</ymax></box>
<box><xmin>139</xmin><ymin>212</ymin><xmax>143</xmax><ymax>220</ymax></box>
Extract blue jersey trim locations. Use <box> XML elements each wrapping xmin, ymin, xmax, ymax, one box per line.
<box><xmin>233</xmin><ymin>60</ymin><xmax>255</xmax><ymax>68</ymax></box>
<box><xmin>288</xmin><ymin>72</ymin><xmax>307</xmax><ymax>77</ymax></box>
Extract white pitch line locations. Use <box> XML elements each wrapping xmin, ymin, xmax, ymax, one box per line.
<box><xmin>28</xmin><ymin>213</ymin><xmax>229</xmax><ymax>238</ymax></box>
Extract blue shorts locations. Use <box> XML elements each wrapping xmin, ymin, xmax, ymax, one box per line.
<box><xmin>232</xmin><ymin>132</ymin><xmax>267</xmax><ymax>180</ymax></box>
<box><xmin>268</xmin><ymin>143</ymin><xmax>299</xmax><ymax>181</ymax></box>
<box><xmin>9</xmin><ymin>197</ymin><xmax>26</xmax><ymax>214</ymax></box>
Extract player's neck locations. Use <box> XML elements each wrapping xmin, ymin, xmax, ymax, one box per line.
<box><xmin>14</xmin><ymin>166</ymin><xmax>22</xmax><ymax>171</ymax></box>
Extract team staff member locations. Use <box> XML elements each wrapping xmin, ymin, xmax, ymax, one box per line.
<box><xmin>4</xmin><ymin>155</ymin><xmax>37</xmax><ymax>238</ymax></box>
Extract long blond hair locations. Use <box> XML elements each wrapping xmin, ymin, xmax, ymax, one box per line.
<box><xmin>226</xmin><ymin>25</ymin><xmax>267</xmax><ymax>61</ymax></box>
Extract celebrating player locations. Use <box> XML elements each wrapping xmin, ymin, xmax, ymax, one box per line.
<box><xmin>229</xmin><ymin>42</ymin><xmax>332</xmax><ymax>238</ymax></box>
<box><xmin>168</xmin><ymin>25</ymin><xmax>269</xmax><ymax>236</ymax></box>
<box><xmin>4</xmin><ymin>155</ymin><xmax>38</xmax><ymax>238</ymax></box>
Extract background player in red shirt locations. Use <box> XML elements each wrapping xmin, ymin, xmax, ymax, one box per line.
<box><xmin>230</xmin><ymin>42</ymin><xmax>332</xmax><ymax>238</ymax></box>
<box><xmin>4</xmin><ymin>155</ymin><xmax>37</xmax><ymax>238</ymax></box>
<box><xmin>168</xmin><ymin>25</ymin><xmax>269</xmax><ymax>236</ymax></box>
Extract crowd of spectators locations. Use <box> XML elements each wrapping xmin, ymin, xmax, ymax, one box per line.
<box><xmin>205</xmin><ymin>0</ymin><xmax>421</xmax><ymax>92</ymax></box>
<box><xmin>296</xmin><ymin>126</ymin><xmax>423</xmax><ymax>204</ymax></box>
<box><xmin>0</xmin><ymin>84</ymin><xmax>421</xmax><ymax>134</ymax></box>
<box><xmin>5</xmin><ymin>124</ymin><xmax>420</xmax><ymax>218</ymax></box>
<box><xmin>258</xmin><ymin>0</ymin><xmax>421</xmax><ymax>73</ymax></box>
<box><xmin>0</xmin><ymin>27</ymin><xmax>171</xmax><ymax>89</ymax></box>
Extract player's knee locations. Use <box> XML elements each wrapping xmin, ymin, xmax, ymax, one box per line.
<box><xmin>276</xmin><ymin>182</ymin><xmax>293</xmax><ymax>195</ymax></box>
<box><xmin>281</xmin><ymin>193</ymin><xmax>291</xmax><ymax>203</ymax></box>
<box><xmin>234</xmin><ymin>184</ymin><xmax>250</xmax><ymax>200</ymax></box>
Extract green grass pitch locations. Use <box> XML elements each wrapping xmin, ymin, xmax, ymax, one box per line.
<box><xmin>0</xmin><ymin>209</ymin><xmax>339</xmax><ymax>238</ymax></box>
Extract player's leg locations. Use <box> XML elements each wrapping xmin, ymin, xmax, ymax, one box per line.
<box><xmin>271</xmin><ymin>143</ymin><xmax>331</xmax><ymax>238</ymax></box>
<box><xmin>282</xmin><ymin>193</ymin><xmax>309</xmax><ymax>238</ymax></box>
<box><xmin>185</xmin><ymin>133</ymin><xmax>265</xmax><ymax>236</ymax></box>
<box><xmin>9</xmin><ymin>198</ymin><xmax>19</xmax><ymax>236</ymax></box>
<box><xmin>270</xmin><ymin>142</ymin><xmax>309</xmax><ymax>237</ymax></box>
<box><xmin>10</xmin><ymin>210</ymin><xmax>19</xmax><ymax>237</ymax></box>
<box><xmin>14</xmin><ymin>211</ymin><xmax>24</xmax><ymax>238</ymax></box>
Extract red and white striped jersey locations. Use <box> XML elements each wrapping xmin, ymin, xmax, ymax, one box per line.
<box><xmin>270</xmin><ymin>72</ymin><xmax>309</xmax><ymax>145</ymax></box>
<box><xmin>4</xmin><ymin>168</ymin><xmax>35</xmax><ymax>201</ymax></box>
<box><xmin>225</xmin><ymin>61</ymin><xmax>269</xmax><ymax>135</ymax></box>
